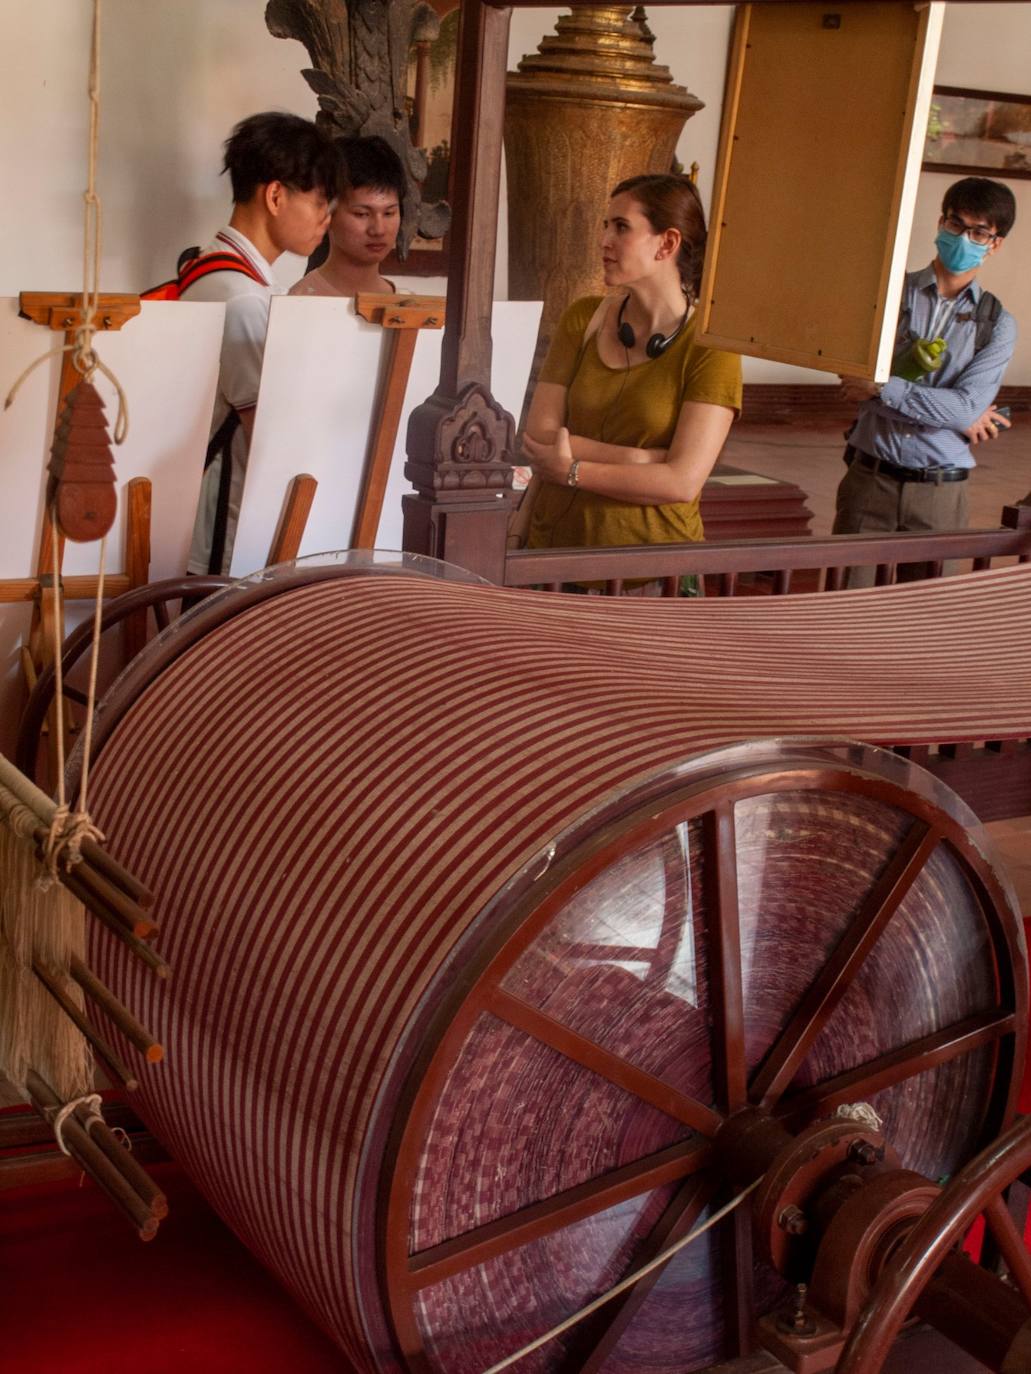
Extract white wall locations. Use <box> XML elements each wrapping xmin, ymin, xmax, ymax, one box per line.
<box><xmin>1</xmin><ymin>2</ymin><xmax>1028</xmax><ymax>378</ymax></box>
<box><xmin>0</xmin><ymin>1</ymin><xmax>317</xmax><ymax>296</ymax></box>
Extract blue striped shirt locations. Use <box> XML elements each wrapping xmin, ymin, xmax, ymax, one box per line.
<box><xmin>850</xmin><ymin>265</ymin><xmax>1017</xmax><ymax>471</ymax></box>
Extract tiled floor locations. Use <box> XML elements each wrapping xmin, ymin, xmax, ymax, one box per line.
<box><xmin>723</xmin><ymin>419</ymin><xmax>1031</xmax><ymax>536</ymax></box>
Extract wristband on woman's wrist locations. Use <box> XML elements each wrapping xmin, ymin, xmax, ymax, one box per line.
<box><xmin>566</xmin><ymin>458</ymin><xmax>581</xmax><ymax>488</ymax></box>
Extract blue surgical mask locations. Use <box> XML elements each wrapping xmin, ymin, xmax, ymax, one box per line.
<box><xmin>935</xmin><ymin>228</ymin><xmax>989</xmax><ymax>275</ymax></box>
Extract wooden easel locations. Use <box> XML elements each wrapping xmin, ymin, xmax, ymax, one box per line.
<box><xmin>5</xmin><ymin>292</ymin><xmax>153</xmax><ymax>773</ymax></box>
<box><xmin>352</xmin><ymin>293</ymin><xmax>445</xmax><ymax>548</ymax></box>
<box><xmin>264</xmin><ymin>293</ymin><xmax>445</xmax><ymax>566</ymax></box>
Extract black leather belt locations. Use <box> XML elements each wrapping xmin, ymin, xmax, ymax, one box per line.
<box><xmin>844</xmin><ymin>446</ymin><xmax>968</xmax><ymax>484</ymax></box>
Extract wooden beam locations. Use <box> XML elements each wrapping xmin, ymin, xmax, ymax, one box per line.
<box><xmin>438</xmin><ymin>0</ymin><xmax>511</xmax><ymax>395</ymax></box>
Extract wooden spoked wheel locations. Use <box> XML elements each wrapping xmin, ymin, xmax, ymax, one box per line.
<box><xmin>838</xmin><ymin>1113</ymin><xmax>1031</xmax><ymax>1374</ymax></box>
<box><xmin>379</xmin><ymin>741</ymin><xmax>1026</xmax><ymax>1374</ymax></box>
<box><xmin>16</xmin><ymin>575</ymin><xmax>230</xmax><ymax>781</ymax></box>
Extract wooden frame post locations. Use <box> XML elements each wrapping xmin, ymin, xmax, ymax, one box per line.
<box><xmin>9</xmin><ymin>292</ymin><xmax>150</xmax><ymax>782</ymax></box>
<box><xmin>402</xmin><ymin>0</ymin><xmax>515</xmax><ymax>584</ymax></box>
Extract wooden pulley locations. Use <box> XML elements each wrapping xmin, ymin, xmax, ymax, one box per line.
<box><xmin>46</xmin><ymin>377</ymin><xmax>117</xmax><ymax>541</ymax></box>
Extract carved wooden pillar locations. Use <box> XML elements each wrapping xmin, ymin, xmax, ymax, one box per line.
<box><xmin>402</xmin><ymin>0</ymin><xmax>515</xmax><ymax>585</ymax></box>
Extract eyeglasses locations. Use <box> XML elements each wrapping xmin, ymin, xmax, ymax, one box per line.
<box><xmin>941</xmin><ymin>213</ymin><xmax>999</xmax><ymax>247</ymax></box>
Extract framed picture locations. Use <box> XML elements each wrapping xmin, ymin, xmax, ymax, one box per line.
<box><xmin>386</xmin><ymin>1</ymin><xmax>459</xmax><ymax>277</ymax></box>
<box><xmin>923</xmin><ymin>85</ymin><xmax>1031</xmax><ymax>180</ymax></box>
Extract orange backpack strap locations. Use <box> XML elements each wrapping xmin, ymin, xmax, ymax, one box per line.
<box><xmin>141</xmin><ymin>251</ymin><xmax>267</xmax><ymax>302</ymax></box>
<box><xmin>140</xmin><ymin>279</ymin><xmax>182</xmax><ymax>301</ymax></box>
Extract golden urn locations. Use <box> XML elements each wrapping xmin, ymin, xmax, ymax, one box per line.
<box><xmin>505</xmin><ymin>6</ymin><xmax>704</xmax><ymax>372</ymax></box>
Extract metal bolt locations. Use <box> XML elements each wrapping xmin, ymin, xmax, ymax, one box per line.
<box><xmin>776</xmin><ymin>1282</ymin><xmax>817</xmax><ymax>1337</ymax></box>
<box><xmin>63</xmin><ymin>317</ymin><xmax>75</xmax><ymax>327</ymax></box>
<box><xmin>778</xmin><ymin>1204</ymin><xmax>808</xmax><ymax>1235</ymax></box>
<box><xmin>791</xmin><ymin>1284</ymin><xmax>809</xmax><ymax>1328</ymax></box>
<box><xmin>848</xmin><ymin>1139</ymin><xmax>883</xmax><ymax>1166</ymax></box>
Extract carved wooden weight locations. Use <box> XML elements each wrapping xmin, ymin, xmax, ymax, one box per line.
<box><xmin>46</xmin><ymin>379</ymin><xmax>117</xmax><ymax>542</ymax></box>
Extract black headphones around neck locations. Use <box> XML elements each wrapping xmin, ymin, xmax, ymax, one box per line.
<box><xmin>616</xmin><ymin>294</ymin><xmax>690</xmax><ymax>359</ymax></box>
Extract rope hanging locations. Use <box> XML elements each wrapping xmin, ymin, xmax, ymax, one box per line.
<box><xmin>481</xmin><ymin>1180</ymin><xmax>762</xmax><ymax>1373</ymax></box>
<box><xmin>0</xmin><ymin>0</ymin><xmax>167</xmax><ymax>1241</ymax></box>
<box><xmin>4</xmin><ymin>0</ymin><xmax>130</xmax><ymax>442</ymax></box>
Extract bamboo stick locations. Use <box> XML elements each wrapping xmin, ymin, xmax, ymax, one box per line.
<box><xmin>26</xmin><ymin>820</ymin><xmax>158</xmax><ymax>939</ymax></box>
<box><xmin>0</xmin><ymin>752</ymin><xmax>65</xmax><ymax>821</ymax></box>
<box><xmin>73</xmin><ymin>1101</ymin><xmax>168</xmax><ymax>1220</ymax></box>
<box><xmin>61</xmin><ymin>869</ymin><xmax>170</xmax><ymax>978</ymax></box>
<box><xmin>32</xmin><ymin>961</ymin><xmax>139</xmax><ymax>1091</ymax></box>
<box><xmin>65</xmin><ymin>858</ymin><xmax>159</xmax><ymax>940</ymax></box>
<box><xmin>80</xmin><ymin>835</ymin><xmax>154</xmax><ymax>908</ymax></box>
<box><xmin>0</xmin><ymin>754</ymin><xmax>154</xmax><ymax>910</ymax></box>
<box><xmin>0</xmin><ymin>776</ymin><xmax>157</xmax><ymax>941</ymax></box>
<box><xmin>25</xmin><ymin>1071</ymin><xmax>158</xmax><ymax>1240</ymax></box>
<box><xmin>68</xmin><ymin>955</ymin><xmax>163</xmax><ymax>1063</ymax></box>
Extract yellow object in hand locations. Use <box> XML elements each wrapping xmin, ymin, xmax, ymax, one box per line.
<box><xmin>892</xmin><ymin>336</ymin><xmax>947</xmax><ymax>382</ymax></box>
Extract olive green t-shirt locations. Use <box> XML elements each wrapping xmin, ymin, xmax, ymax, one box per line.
<box><xmin>526</xmin><ymin>295</ymin><xmax>743</xmax><ymax>550</ymax></box>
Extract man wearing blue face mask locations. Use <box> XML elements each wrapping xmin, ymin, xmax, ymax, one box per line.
<box><xmin>834</xmin><ymin>177</ymin><xmax>1017</xmax><ymax>585</ymax></box>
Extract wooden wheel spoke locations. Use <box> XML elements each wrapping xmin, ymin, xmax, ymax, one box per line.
<box><xmin>649</xmin><ymin>826</ymin><xmax>694</xmax><ymax>987</ymax></box>
<box><xmin>705</xmin><ymin>803</ymin><xmax>748</xmax><ymax>1114</ymax></box>
<box><xmin>488</xmin><ymin>987</ymin><xmax>723</xmax><ymax>1137</ymax></box>
<box><xmin>407</xmin><ymin>1137</ymin><xmax>712</xmax><ymax>1291</ymax></box>
<box><xmin>750</xmin><ymin>822</ymin><xmax>941</xmax><ymax>1109</ymax></box>
<box><xmin>775</xmin><ymin>1010</ymin><xmax>1016</xmax><ymax>1122</ymax></box>
<box><xmin>723</xmin><ymin>1205</ymin><xmax>756</xmax><ymax>1358</ymax></box>
<box><xmin>984</xmin><ymin>1195</ymin><xmax>1031</xmax><ymax>1306</ymax></box>
<box><xmin>576</xmin><ymin>1173</ymin><xmax>721</xmax><ymax>1373</ymax></box>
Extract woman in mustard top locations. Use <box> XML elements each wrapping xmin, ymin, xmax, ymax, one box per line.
<box><xmin>519</xmin><ymin>173</ymin><xmax>742</xmax><ymax>550</ymax></box>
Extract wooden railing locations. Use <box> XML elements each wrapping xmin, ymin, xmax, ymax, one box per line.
<box><xmin>504</xmin><ymin>505</ymin><xmax>1031</xmax><ymax>596</ymax></box>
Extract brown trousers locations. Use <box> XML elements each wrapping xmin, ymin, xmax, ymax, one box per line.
<box><xmin>832</xmin><ymin>458</ymin><xmax>969</xmax><ymax>588</ymax></box>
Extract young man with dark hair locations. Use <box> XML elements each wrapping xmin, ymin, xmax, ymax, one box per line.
<box><xmin>834</xmin><ymin>176</ymin><xmax>1018</xmax><ymax>585</ymax></box>
<box><xmin>291</xmin><ymin>136</ymin><xmax>405</xmax><ymax>298</ymax></box>
<box><xmin>185</xmin><ymin>111</ymin><xmax>340</xmax><ymax>576</ymax></box>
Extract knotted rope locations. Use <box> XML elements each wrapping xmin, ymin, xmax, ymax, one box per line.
<box><xmin>0</xmin><ymin>0</ymin><xmax>123</xmax><ymax>1105</ymax></box>
<box><xmin>40</xmin><ymin>513</ymin><xmax>107</xmax><ymax>884</ymax></box>
<box><xmin>52</xmin><ymin>1091</ymin><xmax>104</xmax><ymax>1157</ymax></box>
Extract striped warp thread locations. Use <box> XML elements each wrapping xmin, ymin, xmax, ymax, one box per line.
<box><xmin>84</xmin><ymin>565</ymin><xmax>1031</xmax><ymax>1367</ymax></box>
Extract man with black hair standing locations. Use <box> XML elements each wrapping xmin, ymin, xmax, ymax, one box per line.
<box><xmin>291</xmin><ymin>136</ymin><xmax>405</xmax><ymax>299</ymax></box>
<box><xmin>834</xmin><ymin>176</ymin><xmax>1018</xmax><ymax>585</ymax></box>
<box><xmin>185</xmin><ymin>111</ymin><xmax>340</xmax><ymax>576</ymax></box>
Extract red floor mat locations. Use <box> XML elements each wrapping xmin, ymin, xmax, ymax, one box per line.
<box><xmin>0</xmin><ymin>1161</ymin><xmax>349</xmax><ymax>1372</ymax></box>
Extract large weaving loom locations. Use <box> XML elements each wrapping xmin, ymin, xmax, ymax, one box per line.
<box><xmin>72</xmin><ymin>558</ymin><xmax>1031</xmax><ymax>1373</ymax></box>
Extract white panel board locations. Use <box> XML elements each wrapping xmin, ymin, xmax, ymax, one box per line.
<box><xmin>0</xmin><ymin>299</ymin><xmax>223</xmax><ymax>581</ymax></box>
<box><xmin>230</xmin><ymin>298</ymin><xmax>544</xmax><ymax>578</ymax></box>
<box><xmin>698</xmin><ymin>2</ymin><xmax>944</xmax><ymax>380</ymax></box>
<box><xmin>0</xmin><ymin>297</ymin><xmax>224</xmax><ymax>753</ymax></box>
